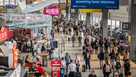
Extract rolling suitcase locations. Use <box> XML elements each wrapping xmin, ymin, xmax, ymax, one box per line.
<box><xmin>82</xmin><ymin>65</ymin><xmax>86</xmax><ymax>72</ymax></box>
<box><xmin>76</xmin><ymin>72</ymin><xmax>81</xmax><ymax>77</ymax></box>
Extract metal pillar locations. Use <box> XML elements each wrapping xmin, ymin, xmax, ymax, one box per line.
<box><xmin>110</xmin><ymin>20</ymin><xmax>112</xmax><ymax>36</ymax></box>
<box><xmin>66</xmin><ymin>0</ymin><xmax>69</xmax><ymax>19</ymax></box>
<box><xmin>91</xmin><ymin>13</ymin><xmax>93</xmax><ymax>26</ymax></box>
<box><xmin>119</xmin><ymin>21</ymin><xmax>122</xmax><ymax>31</ymax></box>
<box><xmin>101</xmin><ymin>9</ymin><xmax>108</xmax><ymax>37</ymax></box>
<box><xmin>86</xmin><ymin>13</ymin><xmax>90</xmax><ymax>26</ymax></box>
<box><xmin>129</xmin><ymin>0</ymin><xmax>136</xmax><ymax>59</ymax></box>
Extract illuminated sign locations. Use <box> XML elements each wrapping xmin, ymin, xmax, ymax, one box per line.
<box><xmin>71</xmin><ymin>0</ymin><xmax>119</xmax><ymax>9</ymax></box>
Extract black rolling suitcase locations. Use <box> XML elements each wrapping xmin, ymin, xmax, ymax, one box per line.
<box><xmin>76</xmin><ymin>72</ymin><xmax>81</xmax><ymax>77</ymax></box>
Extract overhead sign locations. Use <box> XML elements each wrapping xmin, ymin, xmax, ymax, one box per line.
<box><xmin>71</xmin><ymin>0</ymin><xmax>119</xmax><ymax>9</ymax></box>
<box><xmin>79</xmin><ymin>9</ymin><xmax>102</xmax><ymax>13</ymax></box>
<box><xmin>5</xmin><ymin>4</ymin><xmax>17</xmax><ymax>9</ymax></box>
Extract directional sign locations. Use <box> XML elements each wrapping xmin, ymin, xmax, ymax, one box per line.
<box><xmin>79</xmin><ymin>9</ymin><xmax>101</xmax><ymax>13</ymax></box>
<box><xmin>71</xmin><ymin>0</ymin><xmax>119</xmax><ymax>9</ymax></box>
<box><xmin>5</xmin><ymin>4</ymin><xmax>17</xmax><ymax>9</ymax></box>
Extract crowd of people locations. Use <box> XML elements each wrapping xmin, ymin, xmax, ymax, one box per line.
<box><xmin>54</xmin><ymin>21</ymin><xmax>131</xmax><ymax>77</ymax></box>
<box><xmin>19</xmin><ymin>19</ymin><xmax>132</xmax><ymax>77</ymax></box>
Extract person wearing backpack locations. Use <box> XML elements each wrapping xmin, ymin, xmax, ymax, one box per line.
<box><xmin>72</xmin><ymin>34</ymin><xmax>76</xmax><ymax>47</ymax></box>
<box><xmin>98</xmin><ymin>47</ymin><xmax>104</xmax><ymax>69</ymax></box>
<box><xmin>103</xmin><ymin>60</ymin><xmax>112</xmax><ymax>77</ymax></box>
<box><xmin>88</xmin><ymin>68</ymin><xmax>97</xmax><ymax>77</ymax></box>
<box><xmin>68</xmin><ymin>60</ymin><xmax>76</xmax><ymax>77</ymax></box>
<box><xmin>65</xmin><ymin>53</ymin><xmax>71</xmax><ymax>74</ymax></box>
<box><xmin>124</xmin><ymin>59</ymin><xmax>131</xmax><ymax>77</ymax></box>
<box><xmin>109</xmin><ymin>49</ymin><xmax>116</xmax><ymax>67</ymax></box>
<box><xmin>61</xmin><ymin>57</ymin><xmax>66</xmax><ymax>77</ymax></box>
<box><xmin>115</xmin><ymin>59</ymin><xmax>121</xmax><ymax>73</ymax></box>
<box><xmin>84</xmin><ymin>50</ymin><xmax>91</xmax><ymax>71</ymax></box>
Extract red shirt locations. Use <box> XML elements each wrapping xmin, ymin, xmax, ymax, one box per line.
<box><xmin>36</xmin><ymin>66</ymin><xmax>45</xmax><ymax>75</ymax></box>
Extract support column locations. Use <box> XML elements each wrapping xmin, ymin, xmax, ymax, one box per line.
<box><xmin>129</xmin><ymin>0</ymin><xmax>136</xmax><ymax>59</ymax></box>
<box><xmin>119</xmin><ymin>21</ymin><xmax>122</xmax><ymax>31</ymax></box>
<box><xmin>110</xmin><ymin>20</ymin><xmax>112</xmax><ymax>36</ymax></box>
<box><xmin>66</xmin><ymin>0</ymin><xmax>69</xmax><ymax>19</ymax></box>
<box><xmin>86</xmin><ymin>13</ymin><xmax>90</xmax><ymax>26</ymax></box>
<box><xmin>101</xmin><ymin>9</ymin><xmax>108</xmax><ymax>37</ymax></box>
<box><xmin>91</xmin><ymin>13</ymin><xmax>93</xmax><ymax>26</ymax></box>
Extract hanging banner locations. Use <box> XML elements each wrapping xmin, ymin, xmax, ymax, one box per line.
<box><xmin>51</xmin><ymin>60</ymin><xmax>62</xmax><ymax>77</ymax></box>
<box><xmin>0</xmin><ymin>27</ymin><xmax>13</xmax><ymax>42</ymax></box>
<box><xmin>44</xmin><ymin>8</ymin><xmax>60</xmax><ymax>16</ymax></box>
<box><xmin>43</xmin><ymin>4</ymin><xmax>60</xmax><ymax>16</ymax></box>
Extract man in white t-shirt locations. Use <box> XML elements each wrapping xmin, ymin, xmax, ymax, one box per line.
<box><xmin>68</xmin><ymin>60</ymin><xmax>76</xmax><ymax>77</ymax></box>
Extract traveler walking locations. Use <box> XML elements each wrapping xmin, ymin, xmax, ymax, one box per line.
<box><xmin>61</xmin><ymin>57</ymin><xmax>66</xmax><ymax>77</ymax></box>
<box><xmin>88</xmin><ymin>69</ymin><xmax>97</xmax><ymax>77</ymax></box>
<box><xmin>68</xmin><ymin>60</ymin><xmax>76</xmax><ymax>77</ymax></box>
<box><xmin>84</xmin><ymin>50</ymin><xmax>91</xmax><ymax>71</ymax></box>
<box><xmin>65</xmin><ymin>53</ymin><xmax>71</xmax><ymax>73</ymax></box>
<box><xmin>98</xmin><ymin>47</ymin><xmax>105</xmax><ymax>69</ymax></box>
<box><xmin>109</xmin><ymin>49</ymin><xmax>116</xmax><ymax>67</ymax></box>
<box><xmin>103</xmin><ymin>60</ymin><xmax>112</xmax><ymax>77</ymax></box>
<box><xmin>72</xmin><ymin>34</ymin><xmax>76</xmax><ymax>47</ymax></box>
<box><xmin>124</xmin><ymin>59</ymin><xmax>131</xmax><ymax>77</ymax></box>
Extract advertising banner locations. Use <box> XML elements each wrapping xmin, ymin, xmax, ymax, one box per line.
<box><xmin>51</xmin><ymin>60</ymin><xmax>61</xmax><ymax>77</ymax></box>
<box><xmin>0</xmin><ymin>27</ymin><xmax>13</xmax><ymax>42</ymax></box>
<box><xmin>71</xmin><ymin>0</ymin><xmax>119</xmax><ymax>9</ymax></box>
<box><xmin>43</xmin><ymin>3</ymin><xmax>60</xmax><ymax>16</ymax></box>
<box><xmin>44</xmin><ymin>8</ymin><xmax>60</xmax><ymax>16</ymax></box>
<box><xmin>5</xmin><ymin>14</ymin><xmax>52</xmax><ymax>28</ymax></box>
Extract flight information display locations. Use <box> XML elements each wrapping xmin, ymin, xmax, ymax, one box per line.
<box><xmin>71</xmin><ymin>0</ymin><xmax>119</xmax><ymax>9</ymax></box>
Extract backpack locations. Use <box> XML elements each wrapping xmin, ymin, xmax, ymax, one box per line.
<box><xmin>115</xmin><ymin>62</ymin><xmax>121</xmax><ymax>70</ymax></box>
<box><xmin>65</xmin><ymin>56</ymin><xmax>71</xmax><ymax>64</ymax></box>
<box><xmin>103</xmin><ymin>64</ymin><xmax>111</xmax><ymax>73</ymax></box>
<box><xmin>98</xmin><ymin>52</ymin><xmax>104</xmax><ymax>60</ymax></box>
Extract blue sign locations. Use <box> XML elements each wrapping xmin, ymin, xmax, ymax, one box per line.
<box><xmin>5</xmin><ymin>4</ymin><xmax>17</xmax><ymax>9</ymax></box>
<box><xmin>71</xmin><ymin>0</ymin><xmax>119</xmax><ymax>9</ymax></box>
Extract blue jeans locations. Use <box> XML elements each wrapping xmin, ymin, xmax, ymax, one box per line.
<box><xmin>61</xmin><ymin>68</ymin><xmax>65</xmax><ymax>77</ymax></box>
